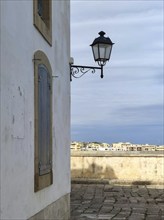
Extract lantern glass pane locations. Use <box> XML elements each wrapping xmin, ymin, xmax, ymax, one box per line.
<box><xmin>92</xmin><ymin>45</ymin><xmax>99</xmax><ymax>61</ymax></box>
<box><xmin>99</xmin><ymin>43</ymin><xmax>112</xmax><ymax>60</ymax></box>
<box><xmin>105</xmin><ymin>45</ymin><xmax>112</xmax><ymax>60</ymax></box>
<box><xmin>99</xmin><ymin>45</ymin><xmax>106</xmax><ymax>59</ymax></box>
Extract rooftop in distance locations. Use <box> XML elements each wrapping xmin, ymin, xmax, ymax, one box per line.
<box><xmin>71</xmin><ymin>141</ymin><xmax>164</xmax><ymax>152</ymax></box>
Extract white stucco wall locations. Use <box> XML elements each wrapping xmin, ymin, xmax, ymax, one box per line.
<box><xmin>0</xmin><ymin>1</ymin><xmax>70</xmax><ymax>219</ymax></box>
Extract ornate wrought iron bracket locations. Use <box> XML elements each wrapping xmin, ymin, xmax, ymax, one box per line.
<box><xmin>70</xmin><ymin>64</ymin><xmax>103</xmax><ymax>81</ymax></box>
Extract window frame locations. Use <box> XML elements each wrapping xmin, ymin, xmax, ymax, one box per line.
<box><xmin>34</xmin><ymin>50</ymin><xmax>53</xmax><ymax>192</ymax></box>
<box><xmin>33</xmin><ymin>0</ymin><xmax>52</xmax><ymax>46</ymax></box>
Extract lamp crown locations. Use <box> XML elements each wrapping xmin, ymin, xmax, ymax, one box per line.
<box><xmin>99</xmin><ymin>31</ymin><xmax>106</xmax><ymax>36</ymax></box>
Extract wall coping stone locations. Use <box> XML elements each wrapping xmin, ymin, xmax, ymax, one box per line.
<box><xmin>71</xmin><ymin>151</ymin><xmax>164</xmax><ymax>157</ymax></box>
<box><xmin>71</xmin><ymin>178</ymin><xmax>164</xmax><ymax>186</ymax></box>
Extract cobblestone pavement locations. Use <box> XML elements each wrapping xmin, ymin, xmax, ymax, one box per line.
<box><xmin>71</xmin><ymin>183</ymin><xmax>164</xmax><ymax>220</ymax></box>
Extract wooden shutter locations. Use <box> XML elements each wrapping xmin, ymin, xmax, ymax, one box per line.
<box><xmin>38</xmin><ymin>64</ymin><xmax>51</xmax><ymax>175</ymax></box>
<box><xmin>38</xmin><ymin>0</ymin><xmax>43</xmax><ymax>17</ymax></box>
<box><xmin>33</xmin><ymin>0</ymin><xmax>52</xmax><ymax>45</ymax></box>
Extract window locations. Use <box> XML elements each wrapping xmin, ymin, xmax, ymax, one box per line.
<box><xmin>33</xmin><ymin>0</ymin><xmax>52</xmax><ymax>45</ymax></box>
<box><xmin>34</xmin><ymin>50</ymin><xmax>53</xmax><ymax>192</ymax></box>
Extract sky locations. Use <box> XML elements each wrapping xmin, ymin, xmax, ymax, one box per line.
<box><xmin>70</xmin><ymin>0</ymin><xmax>164</xmax><ymax>145</ymax></box>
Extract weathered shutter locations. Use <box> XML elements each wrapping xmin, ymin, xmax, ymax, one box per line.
<box><xmin>38</xmin><ymin>0</ymin><xmax>43</xmax><ymax>17</ymax></box>
<box><xmin>38</xmin><ymin>64</ymin><xmax>51</xmax><ymax>175</ymax></box>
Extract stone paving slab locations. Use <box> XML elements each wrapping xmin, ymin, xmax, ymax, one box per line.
<box><xmin>71</xmin><ymin>183</ymin><xmax>164</xmax><ymax>220</ymax></box>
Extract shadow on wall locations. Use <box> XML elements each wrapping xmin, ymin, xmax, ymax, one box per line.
<box><xmin>132</xmin><ymin>181</ymin><xmax>152</xmax><ymax>185</ymax></box>
<box><xmin>71</xmin><ymin>162</ymin><xmax>117</xmax><ymax>180</ymax></box>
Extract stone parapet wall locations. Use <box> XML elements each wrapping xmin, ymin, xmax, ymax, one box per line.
<box><xmin>71</xmin><ymin>151</ymin><xmax>164</xmax><ymax>184</ymax></box>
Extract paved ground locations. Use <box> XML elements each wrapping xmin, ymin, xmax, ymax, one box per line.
<box><xmin>71</xmin><ymin>183</ymin><xmax>164</xmax><ymax>220</ymax></box>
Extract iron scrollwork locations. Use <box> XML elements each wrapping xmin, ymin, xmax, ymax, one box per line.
<box><xmin>70</xmin><ymin>65</ymin><xmax>103</xmax><ymax>81</ymax></box>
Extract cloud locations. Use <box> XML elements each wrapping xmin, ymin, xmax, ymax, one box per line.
<box><xmin>71</xmin><ymin>123</ymin><xmax>163</xmax><ymax>145</ymax></box>
<box><xmin>112</xmin><ymin>104</ymin><xmax>163</xmax><ymax>126</ymax></box>
<box><xmin>71</xmin><ymin>0</ymin><xmax>164</xmax><ymax>144</ymax></box>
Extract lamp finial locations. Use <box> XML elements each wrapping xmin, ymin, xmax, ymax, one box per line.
<box><xmin>99</xmin><ymin>31</ymin><xmax>106</xmax><ymax>36</ymax></box>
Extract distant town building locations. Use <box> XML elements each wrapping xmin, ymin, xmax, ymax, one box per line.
<box><xmin>112</xmin><ymin>142</ymin><xmax>158</xmax><ymax>152</ymax></box>
<box><xmin>71</xmin><ymin>142</ymin><xmax>164</xmax><ymax>152</ymax></box>
<box><xmin>71</xmin><ymin>141</ymin><xmax>111</xmax><ymax>151</ymax></box>
<box><xmin>156</xmin><ymin>145</ymin><xmax>164</xmax><ymax>151</ymax></box>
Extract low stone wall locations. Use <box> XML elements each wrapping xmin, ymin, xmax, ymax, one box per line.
<box><xmin>71</xmin><ymin>151</ymin><xmax>164</xmax><ymax>184</ymax></box>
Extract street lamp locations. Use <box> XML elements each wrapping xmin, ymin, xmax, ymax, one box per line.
<box><xmin>70</xmin><ymin>31</ymin><xmax>114</xmax><ymax>81</ymax></box>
